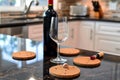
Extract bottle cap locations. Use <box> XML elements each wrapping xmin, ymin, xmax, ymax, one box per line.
<box><xmin>49</xmin><ymin>0</ymin><xmax>53</xmax><ymax>4</ymax></box>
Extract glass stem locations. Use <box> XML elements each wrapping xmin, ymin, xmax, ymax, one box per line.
<box><xmin>57</xmin><ymin>43</ymin><xmax>61</xmax><ymax>60</ymax></box>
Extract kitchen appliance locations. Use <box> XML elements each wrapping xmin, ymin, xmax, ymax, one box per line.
<box><xmin>70</xmin><ymin>4</ymin><xmax>89</xmax><ymax>17</ymax></box>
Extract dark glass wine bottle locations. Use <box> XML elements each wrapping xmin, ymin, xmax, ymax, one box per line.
<box><xmin>43</xmin><ymin>0</ymin><xmax>57</xmax><ymax>57</ymax></box>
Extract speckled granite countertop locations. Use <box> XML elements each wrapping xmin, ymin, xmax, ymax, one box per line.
<box><xmin>0</xmin><ymin>16</ymin><xmax>120</xmax><ymax>28</ymax></box>
<box><xmin>0</xmin><ymin>34</ymin><xmax>119</xmax><ymax>80</ymax></box>
<box><xmin>0</xmin><ymin>34</ymin><xmax>43</xmax><ymax>80</ymax></box>
<box><xmin>44</xmin><ymin>50</ymin><xmax>120</xmax><ymax>80</ymax></box>
<box><xmin>0</xmin><ymin>17</ymin><xmax>43</xmax><ymax>28</ymax></box>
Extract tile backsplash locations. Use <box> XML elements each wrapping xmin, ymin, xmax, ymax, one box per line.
<box><xmin>1</xmin><ymin>0</ymin><xmax>120</xmax><ymax>18</ymax></box>
<box><xmin>57</xmin><ymin>0</ymin><xmax>120</xmax><ymax>17</ymax></box>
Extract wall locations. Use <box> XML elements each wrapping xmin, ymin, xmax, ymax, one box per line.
<box><xmin>56</xmin><ymin>0</ymin><xmax>77</xmax><ymax>17</ymax></box>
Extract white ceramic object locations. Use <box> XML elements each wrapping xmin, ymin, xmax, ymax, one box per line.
<box><xmin>109</xmin><ymin>1</ymin><xmax>117</xmax><ymax>10</ymax></box>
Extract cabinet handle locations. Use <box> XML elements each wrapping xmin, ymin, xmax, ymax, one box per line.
<box><xmin>116</xmin><ymin>48</ymin><xmax>120</xmax><ymax>50</ymax></box>
<box><xmin>117</xmin><ymin>30</ymin><xmax>120</xmax><ymax>32</ymax></box>
<box><xmin>71</xmin><ymin>29</ymin><xmax>74</xmax><ymax>39</ymax></box>
<box><xmin>90</xmin><ymin>29</ymin><xmax>93</xmax><ymax>40</ymax></box>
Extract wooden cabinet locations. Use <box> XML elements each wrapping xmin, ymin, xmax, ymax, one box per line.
<box><xmin>0</xmin><ymin>27</ymin><xmax>23</xmax><ymax>37</ymax></box>
<box><xmin>27</xmin><ymin>21</ymin><xmax>120</xmax><ymax>56</ymax></box>
<box><xmin>95</xmin><ymin>35</ymin><xmax>120</xmax><ymax>56</ymax></box>
<box><xmin>78</xmin><ymin>21</ymin><xmax>120</xmax><ymax>56</ymax></box>
<box><xmin>61</xmin><ymin>21</ymin><xmax>79</xmax><ymax>48</ymax></box>
<box><xmin>95</xmin><ymin>22</ymin><xmax>120</xmax><ymax>56</ymax></box>
<box><xmin>78</xmin><ymin>21</ymin><xmax>95</xmax><ymax>51</ymax></box>
<box><xmin>28</xmin><ymin>21</ymin><xmax>79</xmax><ymax>48</ymax></box>
<box><xmin>28</xmin><ymin>24</ymin><xmax>43</xmax><ymax>41</ymax></box>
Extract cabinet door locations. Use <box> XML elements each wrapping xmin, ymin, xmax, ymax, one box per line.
<box><xmin>28</xmin><ymin>24</ymin><xmax>43</xmax><ymax>41</ymax></box>
<box><xmin>95</xmin><ymin>22</ymin><xmax>120</xmax><ymax>56</ymax></box>
<box><xmin>95</xmin><ymin>35</ymin><xmax>120</xmax><ymax>56</ymax></box>
<box><xmin>61</xmin><ymin>21</ymin><xmax>79</xmax><ymax>48</ymax></box>
<box><xmin>79</xmin><ymin>21</ymin><xmax>95</xmax><ymax>50</ymax></box>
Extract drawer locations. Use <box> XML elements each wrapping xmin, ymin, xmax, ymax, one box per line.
<box><xmin>96</xmin><ymin>22</ymin><xmax>120</xmax><ymax>36</ymax></box>
<box><xmin>29</xmin><ymin>33</ymin><xmax>43</xmax><ymax>38</ymax></box>
<box><xmin>29</xmin><ymin>24</ymin><xmax>43</xmax><ymax>29</ymax></box>
<box><xmin>30</xmin><ymin>37</ymin><xmax>42</xmax><ymax>41</ymax></box>
<box><xmin>29</xmin><ymin>35</ymin><xmax>43</xmax><ymax>41</ymax></box>
<box><xmin>29</xmin><ymin>27</ymin><xmax>43</xmax><ymax>34</ymax></box>
<box><xmin>28</xmin><ymin>24</ymin><xmax>43</xmax><ymax>33</ymax></box>
<box><xmin>29</xmin><ymin>29</ymin><xmax>43</xmax><ymax>34</ymax></box>
<box><xmin>80</xmin><ymin>21</ymin><xmax>95</xmax><ymax>26</ymax></box>
<box><xmin>95</xmin><ymin>35</ymin><xmax>120</xmax><ymax>56</ymax></box>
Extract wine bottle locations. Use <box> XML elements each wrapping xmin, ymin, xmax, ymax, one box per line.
<box><xmin>43</xmin><ymin>0</ymin><xmax>58</xmax><ymax>57</ymax></box>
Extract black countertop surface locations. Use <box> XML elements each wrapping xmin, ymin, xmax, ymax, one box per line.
<box><xmin>0</xmin><ymin>34</ymin><xmax>43</xmax><ymax>80</ymax></box>
<box><xmin>0</xmin><ymin>16</ymin><xmax>120</xmax><ymax>28</ymax></box>
<box><xmin>0</xmin><ymin>17</ymin><xmax>43</xmax><ymax>28</ymax></box>
<box><xmin>0</xmin><ymin>34</ymin><xmax>120</xmax><ymax>80</ymax></box>
<box><xmin>69</xmin><ymin>16</ymin><xmax>120</xmax><ymax>23</ymax></box>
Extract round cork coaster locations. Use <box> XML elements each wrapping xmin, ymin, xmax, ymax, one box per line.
<box><xmin>60</xmin><ymin>48</ymin><xmax>80</xmax><ymax>56</ymax></box>
<box><xmin>12</xmin><ymin>51</ymin><xmax>36</xmax><ymax>60</ymax></box>
<box><xmin>73</xmin><ymin>56</ymin><xmax>101</xmax><ymax>67</ymax></box>
<box><xmin>49</xmin><ymin>64</ymin><xmax>80</xmax><ymax>78</ymax></box>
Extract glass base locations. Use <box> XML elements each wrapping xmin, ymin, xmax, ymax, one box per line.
<box><xmin>50</xmin><ymin>57</ymin><xmax>67</xmax><ymax>64</ymax></box>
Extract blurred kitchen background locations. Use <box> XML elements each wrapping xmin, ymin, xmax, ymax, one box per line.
<box><xmin>0</xmin><ymin>0</ymin><xmax>120</xmax><ymax>18</ymax></box>
<box><xmin>0</xmin><ymin>0</ymin><xmax>120</xmax><ymax>56</ymax></box>
<box><xmin>0</xmin><ymin>0</ymin><xmax>120</xmax><ymax>41</ymax></box>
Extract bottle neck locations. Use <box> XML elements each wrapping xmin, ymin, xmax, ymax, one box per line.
<box><xmin>48</xmin><ymin>0</ymin><xmax>53</xmax><ymax>9</ymax></box>
<box><xmin>48</xmin><ymin>4</ymin><xmax>53</xmax><ymax>9</ymax></box>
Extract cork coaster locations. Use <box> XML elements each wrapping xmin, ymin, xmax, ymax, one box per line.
<box><xmin>12</xmin><ymin>51</ymin><xmax>36</xmax><ymax>60</ymax></box>
<box><xmin>60</xmin><ymin>48</ymin><xmax>80</xmax><ymax>56</ymax></box>
<box><xmin>49</xmin><ymin>64</ymin><xmax>80</xmax><ymax>78</ymax></box>
<box><xmin>73</xmin><ymin>56</ymin><xmax>101</xmax><ymax>67</ymax></box>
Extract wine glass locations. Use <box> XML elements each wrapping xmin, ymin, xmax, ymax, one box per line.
<box><xmin>49</xmin><ymin>17</ymin><xmax>69</xmax><ymax>64</ymax></box>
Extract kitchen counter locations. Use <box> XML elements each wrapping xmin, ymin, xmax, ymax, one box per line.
<box><xmin>0</xmin><ymin>17</ymin><xmax>43</xmax><ymax>28</ymax></box>
<box><xmin>0</xmin><ymin>16</ymin><xmax>120</xmax><ymax>28</ymax></box>
<box><xmin>44</xmin><ymin>51</ymin><xmax>120</xmax><ymax>80</ymax></box>
<box><xmin>69</xmin><ymin>16</ymin><xmax>120</xmax><ymax>23</ymax></box>
<box><xmin>0</xmin><ymin>34</ymin><xmax>119</xmax><ymax>80</ymax></box>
